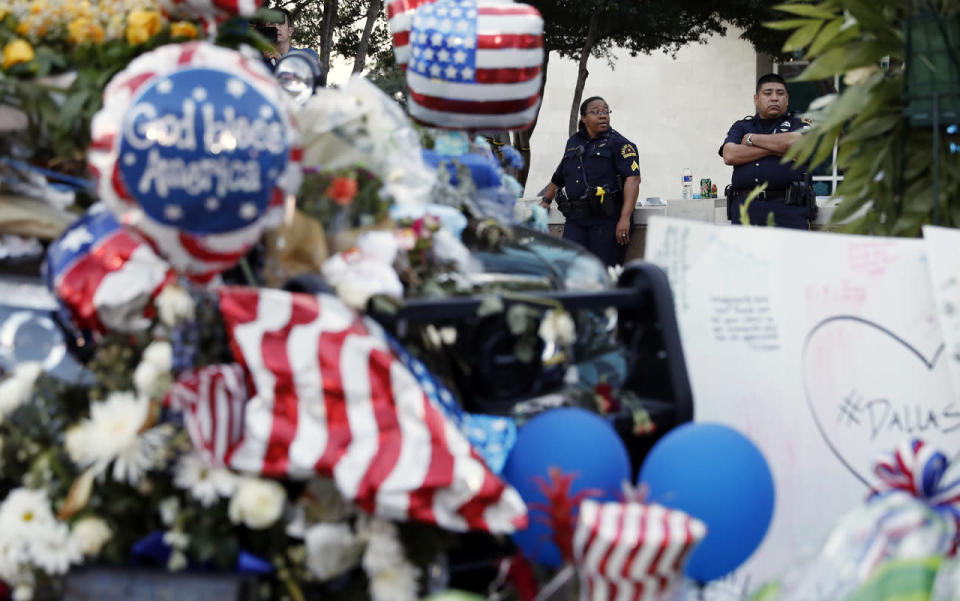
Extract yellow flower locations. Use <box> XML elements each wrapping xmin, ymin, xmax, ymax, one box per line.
<box><xmin>125</xmin><ymin>9</ymin><xmax>162</xmax><ymax>45</ymax></box>
<box><xmin>169</xmin><ymin>21</ymin><xmax>197</xmax><ymax>39</ymax></box>
<box><xmin>2</xmin><ymin>39</ymin><xmax>35</xmax><ymax>69</ymax></box>
<box><xmin>15</xmin><ymin>21</ymin><xmax>29</xmax><ymax>35</ymax></box>
<box><xmin>29</xmin><ymin>0</ymin><xmax>46</xmax><ymax>15</ymax></box>
<box><xmin>67</xmin><ymin>17</ymin><xmax>104</xmax><ymax>44</ymax></box>
<box><xmin>0</xmin><ymin>7</ymin><xmax>7</xmax><ymax>20</ymax></box>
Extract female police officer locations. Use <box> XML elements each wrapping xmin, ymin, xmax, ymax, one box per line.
<box><xmin>539</xmin><ymin>96</ymin><xmax>641</xmax><ymax>267</ymax></box>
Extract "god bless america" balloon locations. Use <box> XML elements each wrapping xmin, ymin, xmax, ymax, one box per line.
<box><xmin>88</xmin><ymin>42</ymin><xmax>302</xmax><ymax>282</ymax></box>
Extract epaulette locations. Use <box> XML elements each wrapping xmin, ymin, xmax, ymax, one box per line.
<box><xmin>743</xmin><ymin>115</ymin><xmax>753</xmax><ymax>120</ymax></box>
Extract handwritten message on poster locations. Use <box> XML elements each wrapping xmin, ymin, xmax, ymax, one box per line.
<box><xmin>643</xmin><ymin>217</ymin><xmax>957</xmax><ymax>592</ymax></box>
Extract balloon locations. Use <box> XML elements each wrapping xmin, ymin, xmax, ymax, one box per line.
<box><xmin>384</xmin><ymin>0</ymin><xmax>437</xmax><ymax>68</ymax></box>
<box><xmin>638</xmin><ymin>422</ymin><xmax>775</xmax><ymax>582</ymax></box>
<box><xmin>405</xmin><ymin>0</ymin><xmax>544</xmax><ymax>131</ymax></box>
<box><xmin>503</xmin><ymin>407</ymin><xmax>630</xmax><ymax>567</ymax></box>
<box><xmin>88</xmin><ymin>42</ymin><xmax>302</xmax><ymax>282</ymax></box>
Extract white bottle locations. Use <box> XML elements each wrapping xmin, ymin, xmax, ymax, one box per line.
<box><xmin>681</xmin><ymin>167</ymin><xmax>693</xmax><ymax>200</ymax></box>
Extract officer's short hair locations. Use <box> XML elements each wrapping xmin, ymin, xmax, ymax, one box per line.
<box><xmin>579</xmin><ymin>96</ymin><xmax>606</xmax><ymax>116</ymax></box>
<box><xmin>756</xmin><ymin>73</ymin><xmax>786</xmax><ymax>92</ymax></box>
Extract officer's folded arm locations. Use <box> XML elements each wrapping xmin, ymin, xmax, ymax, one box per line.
<box><xmin>721</xmin><ymin>142</ymin><xmax>773</xmax><ymax>166</ymax></box>
<box><xmin>748</xmin><ymin>131</ymin><xmax>802</xmax><ymax>155</ymax></box>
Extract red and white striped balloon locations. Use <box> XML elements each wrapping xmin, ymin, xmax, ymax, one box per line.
<box><xmin>404</xmin><ymin>0</ymin><xmax>543</xmax><ymax>131</ymax></box>
<box><xmin>573</xmin><ymin>500</ymin><xmax>706</xmax><ymax>601</ymax></box>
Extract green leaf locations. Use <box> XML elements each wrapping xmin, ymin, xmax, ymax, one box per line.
<box><xmin>764</xmin><ymin>18</ymin><xmax>821</xmax><ymax>31</ymax></box>
<box><xmin>773</xmin><ymin>2</ymin><xmax>839</xmax><ymax>19</ymax></box>
<box><xmin>842</xmin><ymin>115</ymin><xmax>901</xmax><ymax>142</ymax></box>
<box><xmin>805</xmin><ymin>17</ymin><xmax>846</xmax><ymax>56</ymax></box>
<box><xmin>794</xmin><ymin>47</ymin><xmax>846</xmax><ymax>79</ymax></box>
<box><xmin>783</xmin><ymin>21</ymin><xmax>823</xmax><ymax>52</ymax></box>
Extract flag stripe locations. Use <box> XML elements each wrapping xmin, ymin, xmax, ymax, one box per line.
<box><xmin>407</xmin><ymin>89</ymin><xmax>539</xmax><ymax>114</ymax></box>
<box><xmin>406</xmin><ymin>69</ymin><xmax>539</xmax><ymax>100</ymax></box>
<box><xmin>353</xmin><ymin>347</ymin><xmax>404</xmax><ymax>513</ymax></box>
<box><xmin>408</xmin><ymin>95</ymin><xmax>539</xmax><ymax>129</ymax></box>
<box><xmin>476</xmin><ymin>33</ymin><xmax>542</xmax><ymax>50</ymax></box>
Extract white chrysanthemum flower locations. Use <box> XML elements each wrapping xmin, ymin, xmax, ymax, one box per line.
<box><xmin>360</xmin><ymin>518</ymin><xmax>405</xmax><ymax>576</ymax></box>
<box><xmin>167</xmin><ymin>550</ymin><xmax>188</xmax><ymax>572</ymax></box>
<box><xmin>141</xmin><ymin>340</ymin><xmax>172</xmax><ymax>371</ymax></box>
<box><xmin>162</xmin><ymin>530</ymin><xmax>189</xmax><ymax>550</ymax></box>
<box><xmin>11</xmin><ymin>584</ymin><xmax>33</xmax><ymax>601</ymax></box>
<box><xmin>26</xmin><ymin>522</ymin><xmax>81</xmax><ymax>575</ymax></box>
<box><xmin>538</xmin><ymin>309</ymin><xmax>576</xmax><ymax>347</ymax></box>
<box><xmin>65</xmin><ymin>391</ymin><xmax>172</xmax><ymax>485</ymax></box>
<box><xmin>304</xmin><ymin>522</ymin><xmax>362</xmax><ymax>581</ymax></box>
<box><xmin>0</xmin><ymin>362</ymin><xmax>43</xmax><ymax>418</ymax></box>
<box><xmin>228</xmin><ymin>478</ymin><xmax>286</xmax><ymax>530</ymax></box>
<box><xmin>71</xmin><ymin>517</ymin><xmax>112</xmax><ymax>556</ymax></box>
<box><xmin>173</xmin><ymin>453</ymin><xmax>237</xmax><ymax>507</ymax></box>
<box><xmin>0</xmin><ymin>488</ymin><xmax>56</xmax><ymax>538</ymax></box>
<box><xmin>368</xmin><ymin>562</ymin><xmax>421</xmax><ymax>601</ymax></box>
<box><xmin>158</xmin><ymin>497</ymin><xmax>180</xmax><ymax>527</ymax></box>
<box><xmin>134</xmin><ymin>341</ymin><xmax>173</xmax><ymax>400</ymax></box>
<box><xmin>156</xmin><ymin>284</ymin><xmax>195</xmax><ymax>327</ymax></box>
<box><xmin>0</xmin><ymin>539</ymin><xmax>27</xmax><ymax>583</ymax></box>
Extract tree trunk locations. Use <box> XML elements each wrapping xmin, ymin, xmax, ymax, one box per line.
<box><xmin>352</xmin><ymin>0</ymin><xmax>382</xmax><ymax>74</ymax></box>
<box><xmin>568</xmin><ymin>10</ymin><xmax>600</xmax><ymax>137</ymax></box>
<box><xmin>319</xmin><ymin>0</ymin><xmax>339</xmax><ymax>86</ymax></box>
<box><xmin>512</xmin><ymin>50</ymin><xmax>549</xmax><ymax>190</ymax></box>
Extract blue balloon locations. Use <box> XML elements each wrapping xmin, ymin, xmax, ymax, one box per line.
<box><xmin>638</xmin><ymin>422</ymin><xmax>775</xmax><ymax>582</ymax></box>
<box><xmin>503</xmin><ymin>408</ymin><xmax>630</xmax><ymax>567</ymax></box>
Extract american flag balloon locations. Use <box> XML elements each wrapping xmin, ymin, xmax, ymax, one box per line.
<box><xmin>43</xmin><ymin>206</ymin><xmax>175</xmax><ymax>334</ymax></box>
<box><xmin>405</xmin><ymin>0</ymin><xmax>544</xmax><ymax>131</ymax></box>
<box><xmin>88</xmin><ymin>42</ymin><xmax>302</xmax><ymax>282</ymax></box>
<box><xmin>170</xmin><ymin>286</ymin><xmax>527</xmax><ymax>534</ymax></box>
<box><xmin>572</xmin><ymin>500</ymin><xmax>706</xmax><ymax>601</ymax></box>
<box><xmin>385</xmin><ymin>0</ymin><xmax>437</xmax><ymax>68</ymax></box>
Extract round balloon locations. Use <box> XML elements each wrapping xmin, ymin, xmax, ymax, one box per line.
<box><xmin>638</xmin><ymin>422</ymin><xmax>775</xmax><ymax>582</ymax></box>
<box><xmin>503</xmin><ymin>407</ymin><xmax>630</xmax><ymax>567</ymax></box>
<box><xmin>88</xmin><ymin>41</ymin><xmax>302</xmax><ymax>282</ymax></box>
<box><xmin>405</xmin><ymin>0</ymin><xmax>544</xmax><ymax>131</ymax></box>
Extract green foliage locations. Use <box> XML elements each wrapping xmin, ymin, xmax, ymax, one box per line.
<box><xmin>773</xmin><ymin>0</ymin><xmax>960</xmax><ymax>236</ymax></box>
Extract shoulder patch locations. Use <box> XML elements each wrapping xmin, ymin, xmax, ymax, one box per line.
<box><xmin>801</xmin><ymin>117</ymin><xmax>813</xmax><ymax>126</ymax></box>
<box><xmin>743</xmin><ymin>115</ymin><xmax>753</xmax><ymax>120</ymax></box>
<box><xmin>621</xmin><ymin>144</ymin><xmax>637</xmax><ymax>158</ymax></box>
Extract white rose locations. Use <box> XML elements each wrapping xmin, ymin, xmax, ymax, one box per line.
<box><xmin>71</xmin><ymin>517</ymin><xmax>112</xmax><ymax>556</ymax></box>
<box><xmin>158</xmin><ymin>497</ymin><xmax>180</xmax><ymax>527</ymax></box>
<box><xmin>360</xmin><ymin>518</ymin><xmax>405</xmax><ymax>576</ymax></box>
<box><xmin>228</xmin><ymin>478</ymin><xmax>286</xmax><ymax>530</ymax></box>
<box><xmin>304</xmin><ymin>522</ymin><xmax>361</xmax><ymax>580</ymax></box>
<box><xmin>368</xmin><ymin>562</ymin><xmax>421</xmax><ymax>601</ymax></box>
<box><xmin>156</xmin><ymin>284</ymin><xmax>195</xmax><ymax>327</ymax></box>
<box><xmin>12</xmin><ymin>584</ymin><xmax>33</xmax><ymax>601</ymax></box>
<box><xmin>167</xmin><ymin>550</ymin><xmax>188</xmax><ymax>572</ymax></box>
<box><xmin>538</xmin><ymin>309</ymin><xmax>576</xmax><ymax>347</ymax></box>
<box><xmin>335</xmin><ymin>280</ymin><xmax>373</xmax><ymax>311</ymax></box>
<box><xmin>141</xmin><ymin>341</ymin><xmax>172</xmax><ymax>371</ymax></box>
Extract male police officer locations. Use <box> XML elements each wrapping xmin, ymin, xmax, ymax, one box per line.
<box><xmin>539</xmin><ymin>96</ymin><xmax>641</xmax><ymax>267</ymax></box>
<box><xmin>720</xmin><ymin>73</ymin><xmax>815</xmax><ymax>229</ymax></box>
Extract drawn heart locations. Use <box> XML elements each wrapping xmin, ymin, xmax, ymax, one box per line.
<box><xmin>802</xmin><ymin>316</ymin><xmax>960</xmax><ymax>486</ymax></box>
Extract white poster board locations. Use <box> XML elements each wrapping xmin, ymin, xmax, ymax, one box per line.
<box><xmin>643</xmin><ymin>217</ymin><xmax>959</xmax><ymax>592</ymax></box>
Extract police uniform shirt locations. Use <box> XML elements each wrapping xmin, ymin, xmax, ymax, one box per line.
<box><xmin>551</xmin><ymin>128</ymin><xmax>640</xmax><ymax>202</ymax></box>
<box><xmin>720</xmin><ymin>112</ymin><xmax>808</xmax><ymax>191</ymax></box>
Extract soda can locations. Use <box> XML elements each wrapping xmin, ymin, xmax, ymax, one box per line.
<box><xmin>700</xmin><ymin>178</ymin><xmax>712</xmax><ymax>198</ymax></box>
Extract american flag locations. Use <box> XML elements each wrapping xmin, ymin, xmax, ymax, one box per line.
<box><xmin>88</xmin><ymin>42</ymin><xmax>302</xmax><ymax>282</ymax></box>
<box><xmin>572</xmin><ymin>500</ymin><xmax>706</xmax><ymax>601</ymax></box>
<box><xmin>177</xmin><ymin>286</ymin><xmax>527</xmax><ymax>533</ymax></box>
<box><xmin>385</xmin><ymin>0</ymin><xmax>437</xmax><ymax>68</ymax></box>
<box><xmin>405</xmin><ymin>0</ymin><xmax>544</xmax><ymax>130</ymax></box>
<box><xmin>43</xmin><ymin>207</ymin><xmax>175</xmax><ymax>334</ymax></box>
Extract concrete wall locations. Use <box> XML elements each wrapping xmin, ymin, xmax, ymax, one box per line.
<box><xmin>523</xmin><ymin>28</ymin><xmax>759</xmax><ymax>202</ymax></box>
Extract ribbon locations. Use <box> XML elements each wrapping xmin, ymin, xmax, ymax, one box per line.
<box><xmin>871</xmin><ymin>438</ymin><xmax>960</xmax><ymax>553</ymax></box>
<box><xmin>595</xmin><ymin>186</ymin><xmax>605</xmax><ymax>204</ymax></box>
